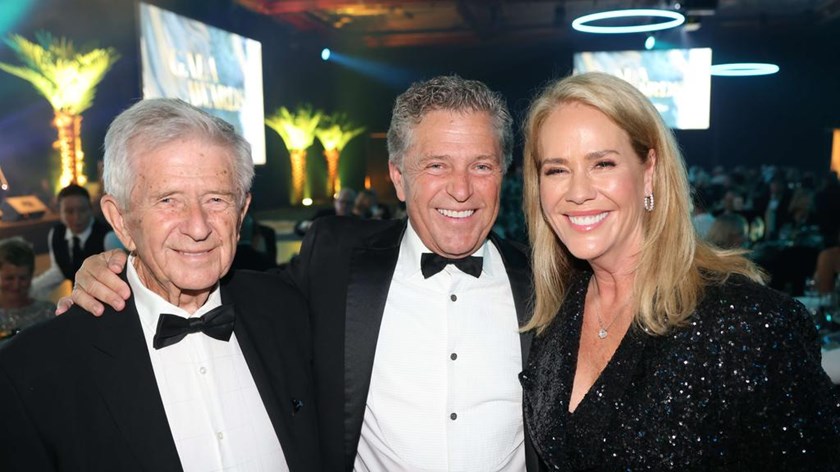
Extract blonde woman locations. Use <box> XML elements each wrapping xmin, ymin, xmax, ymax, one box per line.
<box><xmin>519</xmin><ymin>72</ymin><xmax>839</xmax><ymax>469</ymax></box>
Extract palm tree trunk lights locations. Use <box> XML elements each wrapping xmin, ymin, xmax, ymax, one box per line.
<box><xmin>0</xmin><ymin>33</ymin><xmax>119</xmax><ymax>191</ymax></box>
<box><xmin>315</xmin><ymin>113</ymin><xmax>365</xmax><ymax>198</ymax></box>
<box><xmin>265</xmin><ymin>105</ymin><xmax>322</xmax><ymax>205</ymax></box>
<box><xmin>53</xmin><ymin>110</ymin><xmax>85</xmax><ymax>187</ymax></box>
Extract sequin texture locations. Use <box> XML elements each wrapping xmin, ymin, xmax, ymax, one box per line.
<box><xmin>520</xmin><ymin>271</ymin><xmax>840</xmax><ymax>470</ymax></box>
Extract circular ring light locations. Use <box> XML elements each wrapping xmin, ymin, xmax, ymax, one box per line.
<box><xmin>711</xmin><ymin>63</ymin><xmax>780</xmax><ymax>76</ymax></box>
<box><xmin>572</xmin><ymin>9</ymin><xmax>685</xmax><ymax>34</ymax></box>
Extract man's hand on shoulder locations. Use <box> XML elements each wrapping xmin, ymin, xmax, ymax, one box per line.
<box><xmin>55</xmin><ymin>249</ymin><xmax>131</xmax><ymax>317</ymax></box>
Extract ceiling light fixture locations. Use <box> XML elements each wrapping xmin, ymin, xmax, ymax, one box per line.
<box><xmin>572</xmin><ymin>9</ymin><xmax>685</xmax><ymax>34</ymax></box>
<box><xmin>711</xmin><ymin>63</ymin><xmax>780</xmax><ymax>76</ymax></box>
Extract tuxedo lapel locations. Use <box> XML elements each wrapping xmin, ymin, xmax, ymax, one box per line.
<box><xmin>87</xmin><ymin>298</ymin><xmax>182</xmax><ymax>470</ymax></box>
<box><xmin>343</xmin><ymin>220</ymin><xmax>405</xmax><ymax>469</ymax></box>
<box><xmin>221</xmin><ymin>285</ymin><xmax>302</xmax><ymax>471</ymax></box>
<box><xmin>490</xmin><ymin>233</ymin><xmax>534</xmax><ymax>366</ymax></box>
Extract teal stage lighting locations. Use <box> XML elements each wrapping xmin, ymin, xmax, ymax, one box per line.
<box><xmin>572</xmin><ymin>9</ymin><xmax>685</xmax><ymax>34</ymax></box>
<box><xmin>711</xmin><ymin>63</ymin><xmax>779</xmax><ymax>76</ymax></box>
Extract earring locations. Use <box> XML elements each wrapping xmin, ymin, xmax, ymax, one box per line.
<box><xmin>644</xmin><ymin>193</ymin><xmax>654</xmax><ymax>212</ymax></box>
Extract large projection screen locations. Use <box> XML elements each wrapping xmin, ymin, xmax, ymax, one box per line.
<box><xmin>139</xmin><ymin>2</ymin><xmax>266</xmax><ymax>164</ymax></box>
<box><xmin>574</xmin><ymin>48</ymin><xmax>712</xmax><ymax>130</ymax></box>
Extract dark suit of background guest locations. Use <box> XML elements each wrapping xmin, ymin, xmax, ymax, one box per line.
<box><xmin>281</xmin><ymin>216</ymin><xmax>539</xmax><ymax>471</ymax></box>
<box><xmin>50</xmin><ymin>218</ymin><xmax>110</xmax><ymax>281</ymax></box>
<box><xmin>30</xmin><ymin>218</ymin><xmax>110</xmax><ymax>298</ymax></box>
<box><xmin>0</xmin><ymin>270</ymin><xmax>320</xmax><ymax>472</ymax></box>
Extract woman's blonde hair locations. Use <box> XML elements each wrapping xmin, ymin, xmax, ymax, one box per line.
<box><xmin>522</xmin><ymin>73</ymin><xmax>764</xmax><ymax>335</ymax></box>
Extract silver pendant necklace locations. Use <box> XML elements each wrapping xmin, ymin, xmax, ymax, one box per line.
<box><xmin>592</xmin><ymin>288</ymin><xmax>631</xmax><ymax>339</ymax></box>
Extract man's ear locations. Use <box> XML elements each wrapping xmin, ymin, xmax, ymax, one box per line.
<box><xmin>389</xmin><ymin>161</ymin><xmax>407</xmax><ymax>202</ymax></box>
<box><xmin>100</xmin><ymin>195</ymin><xmax>136</xmax><ymax>252</ymax></box>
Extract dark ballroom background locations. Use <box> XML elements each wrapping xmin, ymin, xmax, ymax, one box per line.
<box><xmin>1</xmin><ymin>0</ymin><xmax>839</xmax><ymax>211</ymax></box>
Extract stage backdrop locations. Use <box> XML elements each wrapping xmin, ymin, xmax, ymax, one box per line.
<box><xmin>574</xmin><ymin>48</ymin><xmax>713</xmax><ymax>130</ymax></box>
<box><xmin>139</xmin><ymin>2</ymin><xmax>266</xmax><ymax>164</ymax></box>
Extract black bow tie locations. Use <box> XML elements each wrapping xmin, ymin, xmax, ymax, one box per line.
<box><xmin>420</xmin><ymin>253</ymin><xmax>483</xmax><ymax>279</ymax></box>
<box><xmin>153</xmin><ymin>304</ymin><xmax>235</xmax><ymax>350</ymax></box>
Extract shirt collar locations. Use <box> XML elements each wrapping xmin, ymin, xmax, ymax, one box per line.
<box><xmin>63</xmin><ymin>219</ymin><xmax>94</xmax><ymax>245</ymax></box>
<box><xmin>396</xmin><ymin>219</ymin><xmax>493</xmax><ymax>279</ymax></box>
<box><xmin>126</xmin><ymin>255</ymin><xmax>222</xmax><ymax>332</ymax></box>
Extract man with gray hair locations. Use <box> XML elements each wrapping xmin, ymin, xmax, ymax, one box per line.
<box><xmin>66</xmin><ymin>76</ymin><xmax>538</xmax><ymax>471</ymax></box>
<box><xmin>0</xmin><ymin>98</ymin><xmax>320</xmax><ymax>471</ymax></box>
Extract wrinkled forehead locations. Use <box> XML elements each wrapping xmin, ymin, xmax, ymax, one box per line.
<box><xmin>126</xmin><ymin>131</ymin><xmax>213</xmax><ymax>161</ymax></box>
<box><xmin>127</xmin><ymin>137</ymin><xmax>239</xmax><ymax>195</ymax></box>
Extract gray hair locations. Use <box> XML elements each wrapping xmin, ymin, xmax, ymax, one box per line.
<box><xmin>103</xmin><ymin>98</ymin><xmax>254</xmax><ymax>208</ymax></box>
<box><xmin>386</xmin><ymin>75</ymin><xmax>513</xmax><ymax>171</ymax></box>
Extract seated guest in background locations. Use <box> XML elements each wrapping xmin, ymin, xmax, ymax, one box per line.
<box><xmin>0</xmin><ymin>238</ymin><xmax>53</xmax><ymax>340</ymax></box>
<box><xmin>30</xmin><ymin>183</ymin><xmax>109</xmax><ymax>297</ymax></box>
<box><xmin>231</xmin><ymin>212</ymin><xmax>278</xmax><ymax>271</ymax></box>
<box><xmin>293</xmin><ymin>187</ymin><xmax>357</xmax><ymax>235</ymax></box>
<box><xmin>252</xmin><ymin>216</ymin><xmax>278</xmax><ymax>262</ymax></box>
<box><xmin>705</xmin><ymin>212</ymin><xmax>749</xmax><ymax>249</ymax></box>
<box><xmin>352</xmin><ymin>188</ymin><xmax>391</xmax><ymax>220</ymax></box>
<box><xmin>814</xmin><ymin>228</ymin><xmax>840</xmax><ymax>295</ymax></box>
<box><xmin>519</xmin><ymin>72</ymin><xmax>839</xmax><ymax>470</ymax></box>
<box><xmin>716</xmin><ymin>188</ymin><xmax>745</xmax><ymax>216</ymax></box>
<box><xmin>779</xmin><ymin>185</ymin><xmax>822</xmax><ymax>245</ymax></box>
<box><xmin>690</xmin><ymin>188</ymin><xmax>715</xmax><ymax>238</ymax></box>
<box><xmin>755</xmin><ymin>176</ymin><xmax>791</xmax><ymax>240</ymax></box>
<box><xmin>0</xmin><ymin>98</ymin><xmax>319</xmax><ymax>471</ymax></box>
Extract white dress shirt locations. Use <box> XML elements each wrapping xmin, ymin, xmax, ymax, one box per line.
<box><xmin>30</xmin><ymin>220</ymin><xmax>94</xmax><ymax>298</ymax></box>
<box><xmin>355</xmin><ymin>223</ymin><xmax>525</xmax><ymax>472</ymax></box>
<box><xmin>127</xmin><ymin>257</ymin><xmax>288</xmax><ymax>472</ymax></box>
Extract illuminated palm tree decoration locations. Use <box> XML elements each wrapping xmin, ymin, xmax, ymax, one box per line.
<box><xmin>265</xmin><ymin>105</ymin><xmax>322</xmax><ymax>204</ymax></box>
<box><xmin>0</xmin><ymin>32</ymin><xmax>119</xmax><ymax>189</ymax></box>
<box><xmin>315</xmin><ymin>113</ymin><xmax>365</xmax><ymax>196</ymax></box>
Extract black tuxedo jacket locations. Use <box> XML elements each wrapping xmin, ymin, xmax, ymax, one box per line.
<box><xmin>0</xmin><ymin>270</ymin><xmax>320</xmax><ymax>471</ymax></box>
<box><xmin>282</xmin><ymin>216</ymin><xmax>538</xmax><ymax>471</ymax></box>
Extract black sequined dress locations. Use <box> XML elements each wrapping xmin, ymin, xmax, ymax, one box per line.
<box><xmin>520</xmin><ymin>271</ymin><xmax>840</xmax><ymax>470</ymax></box>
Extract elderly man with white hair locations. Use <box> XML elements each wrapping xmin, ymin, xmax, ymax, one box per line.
<box><xmin>0</xmin><ymin>98</ymin><xmax>320</xmax><ymax>471</ymax></box>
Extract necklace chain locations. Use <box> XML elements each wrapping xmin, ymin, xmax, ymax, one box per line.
<box><xmin>592</xmin><ymin>286</ymin><xmax>632</xmax><ymax>340</ymax></box>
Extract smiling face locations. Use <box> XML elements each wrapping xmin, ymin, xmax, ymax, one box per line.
<box><xmin>390</xmin><ymin>109</ymin><xmax>503</xmax><ymax>259</ymax></box>
<box><xmin>0</xmin><ymin>263</ymin><xmax>33</xmax><ymax>307</ymax></box>
<box><xmin>538</xmin><ymin>102</ymin><xmax>654</xmax><ymax>270</ymax></box>
<box><xmin>101</xmin><ymin>136</ymin><xmax>249</xmax><ymax>311</ymax></box>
